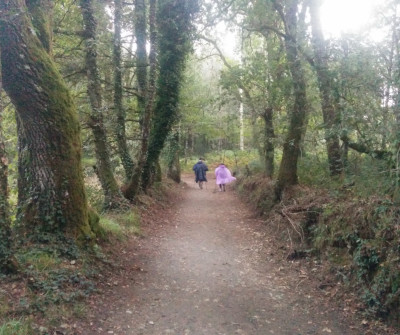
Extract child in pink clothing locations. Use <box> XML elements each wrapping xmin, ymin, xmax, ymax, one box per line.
<box><xmin>215</xmin><ymin>163</ymin><xmax>236</xmax><ymax>192</ymax></box>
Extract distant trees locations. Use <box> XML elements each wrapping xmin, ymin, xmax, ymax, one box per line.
<box><xmin>192</xmin><ymin>0</ymin><xmax>400</xmax><ymax>199</ymax></box>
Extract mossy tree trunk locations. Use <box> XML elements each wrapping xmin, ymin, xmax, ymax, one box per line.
<box><xmin>0</xmin><ymin>0</ymin><xmax>94</xmax><ymax>241</ymax></box>
<box><xmin>113</xmin><ymin>0</ymin><xmax>134</xmax><ymax>181</ymax></box>
<box><xmin>123</xmin><ymin>0</ymin><xmax>158</xmax><ymax>199</ymax></box>
<box><xmin>25</xmin><ymin>0</ymin><xmax>53</xmax><ymax>54</ymax></box>
<box><xmin>141</xmin><ymin>0</ymin><xmax>198</xmax><ymax>191</ymax></box>
<box><xmin>275</xmin><ymin>0</ymin><xmax>308</xmax><ymax>199</ymax></box>
<box><xmin>80</xmin><ymin>0</ymin><xmax>125</xmax><ymax>209</ymax></box>
<box><xmin>0</xmin><ymin>58</ymin><xmax>15</xmax><ymax>273</ymax></box>
<box><xmin>310</xmin><ymin>0</ymin><xmax>342</xmax><ymax>176</ymax></box>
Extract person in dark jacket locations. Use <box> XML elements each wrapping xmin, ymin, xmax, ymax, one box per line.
<box><xmin>192</xmin><ymin>158</ymin><xmax>208</xmax><ymax>189</ymax></box>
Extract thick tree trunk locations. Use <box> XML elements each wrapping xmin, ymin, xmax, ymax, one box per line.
<box><xmin>275</xmin><ymin>0</ymin><xmax>308</xmax><ymax>199</ymax></box>
<box><xmin>310</xmin><ymin>0</ymin><xmax>342</xmax><ymax>176</ymax></box>
<box><xmin>80</xmin><ymin>0</ymin><xmax>125</xmax><ymax>209</ymax></box>
<box><xmin>262</xmin><ymin>107</ymin><xmax>275</xmax><ymax>178</ymax></box>
<box><xmin>113</xmin><ymin>0</ymin><xmax>134</xmax><ymax>181</ymax></box>
<box><xmin>0</xmin><ymin>59</ymin><xmax>16</xmax><ymax>273</ymax></box>
<box><xmin>0</xmin><ymin>0</ymin><xmax>94</xmax><ymax>240</ymax></box>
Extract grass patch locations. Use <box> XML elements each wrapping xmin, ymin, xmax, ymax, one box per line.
<box><xmin>17</xmin><ymin>250</ymin><xmax>60</xmax><ymax>272</ymax></box>
<box><xmin>0</xmin><ymin>319</ymin><xmax>32</xmax><ymax>335</ymax></box>
<box><xmin>98</xmin><ymin>209</ymin><xmax>142</xmax><ymax>240</ymax></box>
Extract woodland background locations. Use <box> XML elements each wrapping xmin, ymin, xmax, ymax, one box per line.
<box><xmin>1</xmin><ymin>0</ymin><xmax>400</xmax><ymax>332</ymax></box>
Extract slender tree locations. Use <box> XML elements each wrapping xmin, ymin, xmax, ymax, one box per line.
<box><xmin>309</xmin><ymin>0</ymin><xmax>342</xmax><ymax>176</ymax></box>
<box><xmin>274</xmin><ymin>0</ymin><xmax>308</xmax><ymax>199</ymax></box>
<box><xmin>123</xmin><ymin>0</ymin><xmax>158</xmax><ymax>199</ymax></box>
<box><xmin>262</xmin><ymin>107</ymin><xmax>275</xmax><ymax>177</ymax></box>
<box><xmin>0</xmin><ymin>0</ymin><xmax>94</xmax><ymax>241</ymax></box>
<box><xmin>113</xmin><ymin>0</ymin><xmax>134</xmax><ymax>180</ymax></box>
<box><xmin>80</xmin><ymin>0</ymin><xmax>125</xmax><ymax>209</ymax></box>
<box><xmin>135</xmin><ymin>0</ymin><xmax>148</xmax><ymax>119</ymax></box>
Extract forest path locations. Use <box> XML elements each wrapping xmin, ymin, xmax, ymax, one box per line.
<box><xmin>81</xmin><ymin>174</ymin><xmax>364</xmax><ymax>335</ymax></box>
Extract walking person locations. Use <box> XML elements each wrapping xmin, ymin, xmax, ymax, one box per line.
<box><xmin>215</xmin><ymin>163</ymin><xmax>236</xmax><ymax>192</ymax></box>
<box><xmin>193</xmin><ymin>158</ymin><xmax>208</xmax><ymax>189</ymax></box>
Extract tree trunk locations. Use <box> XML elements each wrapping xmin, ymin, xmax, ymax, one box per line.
<box><xmin>275</xmin><ymin>0</ymin><xmax>308</xmax><ymax>199</ymax></box>
<box><xmin>0</xmin><ymin>0</ymin><xmax>94</xmax><ymax>241</ymax></box>
<box><xmin>113</xmin><ymin>0</ymin><xmax>134</xmax><ymax>181</ymax></box>
<box><xmin>141</xmin><ymin>0</ymin><xmax>198</xmax><ymax>191</ymax></box>
<box><xmin>135</xmin><ymin>0</ymin><xmax>148</xmax><ymax>120</ymax></box>
<box><xmin>80</xmin><ymin>0</ymin><xmax>125</xmax><ymax>209</ymax></box>
<box><xmin>123</xmin><ymin>0</ymin><xmax>158</xmax><ymax>200</ymax></box>
<box><xmin>166</xmin><ymin>131</ymin><xmax>181</xmax><ymax>183</ymax></box>
<box><xmin>239</xmin><ymin>89</ymin><xmax>245</xmax><ymax>150</ymax></box>
<box><xmin>262</xmin><ymin>107</ymin><xmax>275</xmax><ymax>178</ymax></box>
<box><xmin>310</xmin><ymin>0</ymin><xmax>342</xmax><ymax>176</ymax></box>
<box><xmin>25</xmin><ymin>0</ymin><xmax>53</xmax><ymax>54</ymax></box>
<box><xmin>0</xmin><ymin>57</ymin><xmax>16</xmax><ymax>273</ymax></box>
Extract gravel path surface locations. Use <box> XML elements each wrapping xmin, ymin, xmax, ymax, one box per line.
<box><xmin>82</xmin><ymin>175</ymin><xmax>369</xmax><ymax>335</ymax></box>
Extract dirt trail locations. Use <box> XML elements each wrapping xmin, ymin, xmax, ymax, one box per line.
<box><xmin>82</xmin><ymin>175</ymin><xmax>367</xmax><ymax>335</ymax></box>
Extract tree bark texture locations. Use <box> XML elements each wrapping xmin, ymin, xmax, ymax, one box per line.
<box><xmin>123</xmin><ymin>0</ymin><xmax>158</xmax><ymax>199</ymax></box>
<box><xmin>166</xmin><ymin>131</ymin><xmax>181</xmax><ymax>183</ymax></box>
<box><xmin>80</xmin><ymin>0</ymin><xmax>125</xmax><ymax>209</ymax></box>
<box><xmin>0</xmin><ymin>0</ymin><xmax>93</xmax><ymax>240</ymax></box>
<box><xmin>275</xmin><ymin>0</ymin><xmax>308</xmax><ymax>199</ymax></box>
<box><xmin>135</xmin><ymin>0</ymin><xmax>148</xmax><ymax>120</ymax></box>
<box><xmin>26</xmin><ymin>0</ymin><xmax>53</xmax><ymax>54</ymax></box>
<box><xmin>113</xmin><ymin>0</ymin><xmax>134</xmax><ymax>181</ymax></box>
<box><xmin>0</xmin><ymin>57</ymin><xmax>15</xmax><ymax>272</ymax></box>
<box><xmin>140</xmin><ymin>0</ymin><xmax>198</xmax><ymax>191</ymax></box>
<box><xmin>310</xmin><ymin>0</ymin><xmax>342</xmax><ymax>176</ymax></box>
<box><xmin>262</xmin><ymin>107</ymin><xmax>275</xmax><ymax>178</ymax></box>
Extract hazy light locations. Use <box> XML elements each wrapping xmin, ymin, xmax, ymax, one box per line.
<box><xmin>320</xmin><ymin>0</ymin><xmax>379</xmax><ymax>38</ymax></box>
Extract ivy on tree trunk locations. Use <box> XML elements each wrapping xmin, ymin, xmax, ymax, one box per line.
<box><xmin>141</xmin><ymin>0</ymin><xmax>198</xmax><ymax>191</ymax></box>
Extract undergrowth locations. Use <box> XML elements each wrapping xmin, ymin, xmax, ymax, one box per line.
<box><xmin>236</xmin><ymin>155</ymin><xmax>400</xmax><ymax>327</ymax></box>
<box><xmin>0</xmin><ymin>205</ymin><xmax>142</xmax><ymax>333</ymax></box>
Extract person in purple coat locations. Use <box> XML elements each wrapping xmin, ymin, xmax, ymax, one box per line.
<box><xmin>215</xmin><ymin>163</ymin><xmax>236</xmax><ymax>192</ymax></box>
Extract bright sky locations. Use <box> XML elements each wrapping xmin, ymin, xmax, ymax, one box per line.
<box><xmin>320</xmin><ymin>0</ymin><xmax>380</xmax><ymax>37</ymax></box>
<box><xmin>216</xmin><ymin>0</ymin><xmax>383</xmax><ymax>57</ymax></box>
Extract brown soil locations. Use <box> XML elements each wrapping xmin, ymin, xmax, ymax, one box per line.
<box><xmin>74</xmin><ymin>174</ymin><xmax>396</xmax><ymax>335</ymax></box>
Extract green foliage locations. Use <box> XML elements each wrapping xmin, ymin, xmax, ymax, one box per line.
<box><xmin>0</xmin><ymin>319</ymin><xmax>32</xmax><ymax>335</ymax></box>
<box><xmin>98</xmin><ymin>210</ymin><xmax>141</xmax><ymax>240</ymax></box>
<box><xmin>17</xmin><ymin>250</ymin><xmax>60</xmax><ymax>272</ymax></box>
